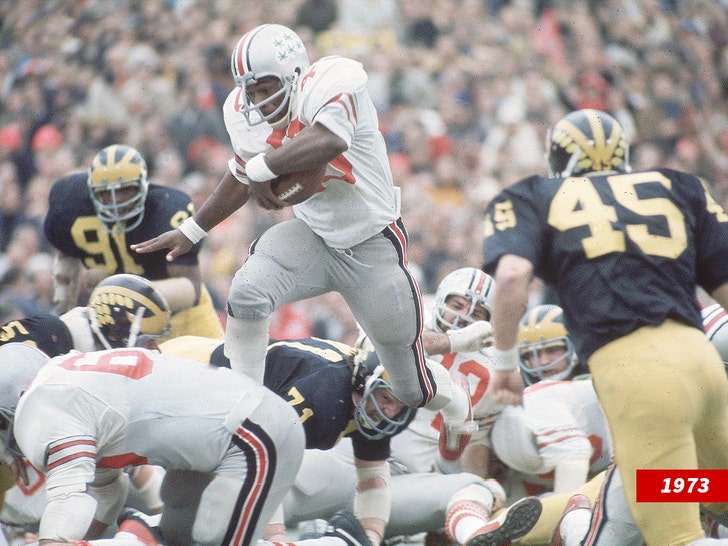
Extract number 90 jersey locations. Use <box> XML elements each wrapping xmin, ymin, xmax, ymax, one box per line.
<box><xmin>482</xmin><ymin>168</ymin><xmax>728</xmax><ymax>361</ymax></box>
<box><xmin>43</xmin><ymin>172</ymin><xmax>200</xmax><ymax>278</ymax></box>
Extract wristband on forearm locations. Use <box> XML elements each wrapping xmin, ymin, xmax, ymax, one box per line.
<box><xmin>178</xmin><ymin>217</ymin><xmax>207</xmax><ymax>244</ymax></box>
<box><xmin>245</xmin><ymin>152</ymin><xmax>277</xmax><ymax>182</ymax></box>
<box><xmin>492</xmin><ymin>346</ymin><xmax>519</xmax><ymax>371</ymax></box>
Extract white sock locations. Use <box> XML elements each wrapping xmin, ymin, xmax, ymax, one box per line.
<box><xmin>224</xmin><ymin>315</ymin><xmax>270</xmax><ymax>383</ymax></box>
<box><xmin>445</xmin><ymin>501</ymin><xmax>490</xmax><ymax>544</ymax></box>
<box><xmin>560</xmin><ymin>508</ymin><xmax>592</xmax><ymax>546</ymax></box>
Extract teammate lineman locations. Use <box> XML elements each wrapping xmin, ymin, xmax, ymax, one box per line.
<box><xmin>0</xmin><ymin>343</ymin><xmax>305</xmax><ymax>546</ymax></box>
<box><xmin>483</xmin><ymin>108</ymin><xmax>728</xmax><ymax>545</ymax></box>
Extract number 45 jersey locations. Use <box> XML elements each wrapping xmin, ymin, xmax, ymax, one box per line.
<box><xmin>43</xmin><ymin>172</ymin><xmax>200</xmax><ymax>279</ymax></box>
<box><xmin>482</xmin><ymin>168</ymin><xmax>728</xmax><ymax>362</ymax></box>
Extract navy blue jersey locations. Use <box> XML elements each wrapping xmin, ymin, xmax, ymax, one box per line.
<box><xmin>0</xmin><ymin>314</ymin><xmax>73</xmax><ymax>357</ymax></box>
<box><xmin>482</xmin><ymin>169</ymin><xmax>728</xmax><ymax>361</ymax></box>
<box><xmin>169</xmin><ymin>335</ymin><xmax>410</xmax><ymax>460</ymax></box>
<box><xmin>263</xmin><ymin>338</ymin><xmax>403</xmax><ymax>461</ymax></box>
<box><xmin>43</xmin><ymin>172</ymin><xmax>199</xmax><ymax>279</ymax></box>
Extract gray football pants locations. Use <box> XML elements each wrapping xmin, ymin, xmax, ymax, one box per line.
<box><xmin>226</xmin><ymin>217</ymin><xmax>439</xmax><ymax>408</ymax></box>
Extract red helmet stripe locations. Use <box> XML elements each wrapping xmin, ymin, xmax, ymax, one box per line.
<box><xmin>471</xmin><ymin>270</ymin><xmax>486</xmax><ymax>295</ymax></box>
<box><xmin>233</xmin><ymin>26</ymin><xmax>265</xmax><ymax>79</ymax></box>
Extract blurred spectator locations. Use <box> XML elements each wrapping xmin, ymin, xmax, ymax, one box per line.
<box><xmin>0</xmin><ymin>161</ymin><xmax>40</xmax><ymax>252</ymax></box>
<box><xmin>295</xmin><ymin>0</ymin><xmax>338</xmax><ymax>36</ymax></box>
<box><xmin>0</xmin><ymin>0</ymin><xmax>727</xmax><ymax>338</ymax></box>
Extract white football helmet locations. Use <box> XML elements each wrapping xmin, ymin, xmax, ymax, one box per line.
<box><xmin>433</xmin><ymin>268</ymin><xmax>495</xmax><ymax>333</ymax></box>
<box><xmin>0</xmin><ymin>343</ymin><xmax>48</xmax><ymax>462</ymax></box>
<box><xmin>702</xmin><ymin>303</ymin><xmax>728</xmax><ymax>371</ymax></box>
<box><xmin>230</xmin><ymin>24</ymin><xmax>310</xmax><ymax>126</ymax></box>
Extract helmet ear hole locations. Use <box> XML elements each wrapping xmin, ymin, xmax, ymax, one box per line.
<box><xmin>87</xmin><ymin>274</ymin><xmax>171</xmax><ymax>350</ymax></box>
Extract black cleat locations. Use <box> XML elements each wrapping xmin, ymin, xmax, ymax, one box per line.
<box><xmin>324</xmin><ymin>509</ymin><xmax>373</xmax><ymax>546</ymax></box>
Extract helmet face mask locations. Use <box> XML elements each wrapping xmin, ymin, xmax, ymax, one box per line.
<box><xmin>351</xmin><ymin>349</ymin><xmax>413</xmax><ymax>440</ymax></box>
<box><xmin>88</xmin><ymin>145</ymin><xmax>149</xmax><ymax>234</ymax></box>
<box><xmin>230</xmin><ymin>24</ymin><xmax>310</xmax><ymax>126</ymax></box>
<box><xmin>518</xmin><ymin>304</ymin><xmax>578</xmax><ymax>385</ymax></box>
<box><xmin>546</xmin><ymin>109</ymin><xmax>630</xmax><ymax>178</ymax></box>
<box><xmin>434</xmin><ymin>268</ymin><xmax>495</xmax><ymax>333</ymax></box>
<box><xmin>87</xmin><ymin>274</ymin><xmax>171</xmax><ymax>350</ymax></box>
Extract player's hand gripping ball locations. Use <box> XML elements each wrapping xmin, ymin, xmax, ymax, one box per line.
<box><xmin>270</xmin><ymin>164</ymin><xmax>327</xmax><ymax>205</ymax></box>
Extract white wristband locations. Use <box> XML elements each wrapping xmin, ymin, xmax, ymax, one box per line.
<box><xmin>245</xmin><ymin>152</ymin><xmax>277</xmax><ymax>182</ymax></box>
<box><xmin>492</xmin><ymin>346</ymin><xmax>519</xmax><ymax>371</ymax></box>
<box><xmin>178</xmin><ymin>217</ymin><xmax>207</xmax><ymax>244</ymax></box>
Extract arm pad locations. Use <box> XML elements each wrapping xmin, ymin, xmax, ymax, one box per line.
<box><xmin>39</xmin><ymin>491</ymin><xmax>97</xmax><ymax>541</ymax></box>
<box><xmin>354</xmin><ymin>462</ymin><xmax>391</xmax><ymax>526</ymax></box>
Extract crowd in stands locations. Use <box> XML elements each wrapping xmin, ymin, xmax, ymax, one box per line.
<box><xmin>1</xmin><ymin>0</ymin><xmax>727</xmax><ymax>343</ymax></box>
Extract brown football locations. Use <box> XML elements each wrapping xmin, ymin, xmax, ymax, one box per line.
<box><xmin>270</xmin><ymin>165</ymin><xmax>327</xmax><ymax>205</ymax></box>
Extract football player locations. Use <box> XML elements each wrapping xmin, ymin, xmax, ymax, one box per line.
<box><xmin>547</xmin><ymin>305</ymin><xmax>728</xmax><ymax>546</ymax></box>
<box><xmin>0</xmin><ymin>273</ymin><xmax>172</xmax><ymax>356</ymax></box>
<box><xmin>483</xmin><ymin>108</ymin><xmax>728</xmax><ymax>545</ymax></box>
<box><xmin>156</xmin><ymin>335</ymin><xmax>541</xmax><ymax>546</ymax></box>
<box><xmin>0</xmin><ymin>342</ymin><xmax>305</xmax><ymax>546</ymax></box>
<box><xmin>159</xmin><ymin>335</ymin><xmax>412</xmax><ymax>546</ymax></box>
<box><xmin>131</xmin><ymin>25</ymin><xmax>474</xmax><ymax>450</ymax></box>
<box><xmin>487</xmin><ymin>305</ymin><xmax>611</xmax><ymax>545</ymax></box>
<box><xmin>0</xmin><ymin>273</ymin><xmax>172</xmax><ymax>533</ymax></box>
<box><xmin>43</xmin><ymin>144</ymin><xmax>223</xmax><ymax>340</ymax></box>
<box><xmin>390</xmin><ymin>267</ymin><xmax>502</xmax><ymax>477</ymax></box>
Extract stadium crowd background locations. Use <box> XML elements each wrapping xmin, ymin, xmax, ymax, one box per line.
<box><xmin>0</xmin><ymin>0</ymin><xmax>727</xmax><ymax>344</ymax></box>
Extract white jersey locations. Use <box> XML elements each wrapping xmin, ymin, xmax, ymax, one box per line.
<box><xmin>15</xmin><ymin>348</ymin><xmax>270</xmax><ymax>486</ymax></box>
<box><xmin>490</xmin><ymin>379</ymin><xmax>612</xmax><ymax>497</ymax></box>
<box><xmin>389</xmin><ymin>348</ymin><xmax>505</xmax><ymax>473</ymax></box>
<box><xmin>223</xmin><ymin>55</ymin><xmax>399</xmax><ymax>249</ymax></box>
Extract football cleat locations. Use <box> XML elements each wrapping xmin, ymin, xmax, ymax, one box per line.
<box><xmin>549</xmin><ymin>494</ymin><xmax>591</xmax><ymax>546</ymax></box>
<box><xmin>439</xmin><ymin>377</ymin><xmax>478</xmax><ymax>461</ymax></box>
<box><xmin>117</xmin><ymin>508</ymin><xmax>163</xmax><ymax>546</ymax></box>
<box><xmin>466</xmin><ymin>496</ymin><xmax>543</xmax><ymax>546</ymax></box>
<box><xmin>325</xmin><ymin>509</ymin><xmax>373</xmax><ymax>546</ymax></box>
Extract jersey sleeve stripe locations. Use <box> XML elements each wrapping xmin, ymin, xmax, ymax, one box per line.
<box><xmin>47</xmin><ymin>436</ymin><xmax>97</xmax><ymax>471</ymax></box>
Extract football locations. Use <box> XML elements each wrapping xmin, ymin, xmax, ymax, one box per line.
<box><xmin>270</xmin><ymin>165</ymin><xmax>326</xmax><ymax>205</ymax></box>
